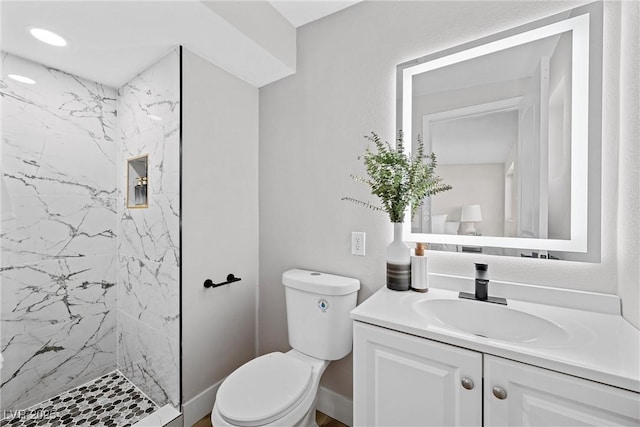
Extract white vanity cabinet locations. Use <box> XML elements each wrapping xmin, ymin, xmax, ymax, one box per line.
<box><xmin>354</xmin><ymin>322</ymin><xmax>640</xmax><ymax>427</ymax></box>
<box><xmin>485</xmin><ymin>355</ymin><xmax>640</xmax><ymax>426</ymax></box>
<box><xmin>354</xmin><ymin>322</ymin><xmax>482</xmax><ymax>426</ymax></box>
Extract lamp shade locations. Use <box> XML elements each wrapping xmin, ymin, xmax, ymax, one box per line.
<box><xmin>461</xmin><ymin>204</ymin><xmax>482</xmax><ymax>222</ymax></box>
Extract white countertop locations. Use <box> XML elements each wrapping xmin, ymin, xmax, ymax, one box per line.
<box><xmin>350</xmin><ymin>284</ymin><xmax>640</xmax><ymax>393</ymax></box>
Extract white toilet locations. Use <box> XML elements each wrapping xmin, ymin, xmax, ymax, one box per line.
<box><xmin>211</xmin><ymin>269</ymin><xmax>360</xmax><ymax>427</ymax></box>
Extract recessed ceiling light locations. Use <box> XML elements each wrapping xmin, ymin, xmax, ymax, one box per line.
<box><xmin>147</xmin><ymin>114</ymin><xmax>163</xmax><ymax>121</ymax></box>
<box><xmin>8</xmin><ymin>74</ymin><xmax>36</xmax><ymax>84</ymax></box>
<box><xmin>30</xmin><ymin>28</ymin><xmax>67</xmax><ymax>47</ymax></box>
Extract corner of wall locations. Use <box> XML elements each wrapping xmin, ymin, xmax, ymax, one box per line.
<box><xmin>616</xmin><ymin>0</ymin><xmax>640</xmax><ymax>329</ymax></box>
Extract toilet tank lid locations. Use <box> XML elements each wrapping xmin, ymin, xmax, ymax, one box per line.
<box><xmin>282</xmin><ymin>269</ymin><xmax>360</xmax><ymax>295</ymax></box>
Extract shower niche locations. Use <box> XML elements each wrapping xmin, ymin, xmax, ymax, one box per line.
<box><xmin>127</xmin><ymin>154</ymin><xmax>149</xmax><ymax>208</ymax></box>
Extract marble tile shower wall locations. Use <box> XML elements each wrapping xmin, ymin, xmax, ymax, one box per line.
<box><xmin>0</xmin><ymin>52</ymin><xmax>118</xmax><ymax>410</ymax></box>
<box><xmin>116</xmin><ymin>48</ymin><xmax>181</xmax><ymax>409</ymax></box>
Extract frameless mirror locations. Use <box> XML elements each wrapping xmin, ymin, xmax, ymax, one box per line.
<box><xmin>397</xmin><ymin>2</ymin><xmax>602</xmax><ymax>260</ymax></box>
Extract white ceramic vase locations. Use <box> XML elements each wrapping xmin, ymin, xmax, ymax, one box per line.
<box><xmin>386</xmin><ymin>222</ymin><xmax>411</xmax><ymax>291</ymax></box>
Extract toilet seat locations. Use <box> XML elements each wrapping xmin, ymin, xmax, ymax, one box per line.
<box><xmin>216</xmin><ymin>352</ymin><xmax>313</xmax><ymax>426</ymax></box>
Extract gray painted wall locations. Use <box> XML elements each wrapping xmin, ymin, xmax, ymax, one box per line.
<box><xmin>258</xmin><ymin>0</ymin><xmax>639</xmax><ymax>403</ymax></box>
<box><xmin>614</xmin><ymin>0</ymin><xmax>640</xmax><ymax>334</ymax></box>
<box><xmin>181</xmin><ymin>48</ymin><xmax>259</xmax><ymax>423</ymax></box>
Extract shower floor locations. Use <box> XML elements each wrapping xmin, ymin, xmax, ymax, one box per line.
<box><xmin>1</xmin><ymin>371</ymin><xmax>157</xmax><ymax>427</ymax></box>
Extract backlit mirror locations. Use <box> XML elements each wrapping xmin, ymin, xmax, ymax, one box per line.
<box><xmin>397</xmin><ymin>2</ymin><xmax>602</xmax><ymax>260</ymax></box>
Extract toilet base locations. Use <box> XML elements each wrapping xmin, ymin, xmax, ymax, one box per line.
<box><xmin>301</xmin><ymin>405</ymin><xmax>319</xmax><ymax>427</ymax></box>
<box><xmin>211</xmin><ymin>393</ymin><xmax>319</xmax><ymax>427</ymax></box>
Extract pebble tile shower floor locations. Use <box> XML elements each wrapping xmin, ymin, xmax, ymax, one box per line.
<box><xmin>1</xmin><ymin>371</ymin><xmax>157</xmax><ymax>427</ymax></box>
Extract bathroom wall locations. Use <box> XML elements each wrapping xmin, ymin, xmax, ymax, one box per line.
<box><xmin>181</xmin><ymin>48</ymin><xmax>259</xmax><ymax>426</ymax></box>
<box><xmin>258</xmin><ymin>0</ymin><xmax>639</xmax><ymax>416</ymax></box>
<box><xmin>0</xmin><ymin>52</ymin><xmax>118</xmax><ymax>410</ymax></box>
<box><xmin>615</xmin><ymin>0</ymin><xmax>640</xmax><ymax>331</ymax></box>
<box><xmin>116</xmin><ymin>48</ymin><xmax>181</xmax><ymax>409</ymax></box>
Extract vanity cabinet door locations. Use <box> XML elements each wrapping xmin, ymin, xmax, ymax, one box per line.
<box><xmin>485</xmin><ymin>355</ymin><xmax>640</xmax><ymax>426</ymax></box>
<box><xmin>353</xmin><ymin>322</ymin><xmax>482</xmax><ymax>426</ymax></box>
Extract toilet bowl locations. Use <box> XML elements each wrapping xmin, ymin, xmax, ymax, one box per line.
<box><xmin>211</xmin><ymin>350</ymin><xmax>329</xmax><ymax>427</ymax></box>
<box><xmin>211</xmin><ymin>269</ymin><xmax>360</xmax><ymax>427</ymax></box>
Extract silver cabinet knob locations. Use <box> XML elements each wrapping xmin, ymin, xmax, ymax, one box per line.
<box><xmin>461</xmin><ymin>377</ymin><xmax>474</xmax><ymax>390</ymax></box>
<box><xmin>492</xmin><ymin>386</ymin><xmax>507</xmax><ymax>400</ymax></box>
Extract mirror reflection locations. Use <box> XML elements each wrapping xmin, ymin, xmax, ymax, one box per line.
<box><xmin>397</xmin><ymin>5</ymin><xmax>601</xmax><ymax>257</ymax></box>
<box><xmin>411</xmin><ymin>31</ymin><xmax>573</xmax><ymax>242</ymax></box>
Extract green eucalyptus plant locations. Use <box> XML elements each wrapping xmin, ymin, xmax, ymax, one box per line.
<box><xmin>342</xmin><ymin>131</ymin><xmax>452</xmax><ymax>223</ymax></box>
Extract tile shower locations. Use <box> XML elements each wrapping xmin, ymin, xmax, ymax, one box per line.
<box><xmin>1</xmin><ymin>48</ymin><xmax>181</xmax><ymax>425</ymax></box>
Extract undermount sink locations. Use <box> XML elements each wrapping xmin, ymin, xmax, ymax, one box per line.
<box><xmin>414</xmin><ymin>298</ymin><xmax>568</xmax><ymax>344</ymax></box>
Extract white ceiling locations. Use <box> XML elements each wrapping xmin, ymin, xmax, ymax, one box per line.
<box><xmin>270</xmin><ymin>0</ymin><xmax>361</xmax><ymax>27</ymax></box>
<box><xmin>431</xmin><ymin>110</ymin><xmax>519</xmax><ymax>165</ymax></box>
<box><xmin>0</xmin><ymin>0</ymin><xmax>360</xmax><ymax>88</ymax></box>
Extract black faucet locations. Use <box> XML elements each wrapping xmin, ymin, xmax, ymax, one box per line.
<box><xmin>474</xmin><ymin>263</ymin><xmax>489</xmax><ymax>300</ymax></box>
<box><xmin>459</xmin><ymin>263</ymin><xmax>507</xmax><ymax>305</ymax></box>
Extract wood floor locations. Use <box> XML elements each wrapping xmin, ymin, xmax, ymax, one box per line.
<box><xmin>194</xmin><ymin>411</ymin><xmax>348</xmax><ymax>427</ymax></box>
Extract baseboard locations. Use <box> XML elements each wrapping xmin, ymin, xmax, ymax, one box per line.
<box><xmin>181</xmin><ymin>379</ymin><xmax>223</xmax><ymax>427</ymax></box>
<box><xmin>133</xmin><ymin>404</ymin><xmax>182</xmax><ymax>427</ymax></box>
<box><xmin>316</xmin><ymin>386</ymin><xmax>353</xmax><ymax>427</ymax></box>
<box><xmin>182</xmin><ymin>382</ymin><xmax>352</xmax><ymax>427</ymax></box>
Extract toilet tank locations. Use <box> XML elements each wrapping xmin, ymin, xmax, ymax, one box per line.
<box><xmin>282</xmin><ymin>269</ymin><xmax>360</xmax><ymax>361</ymax></box>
